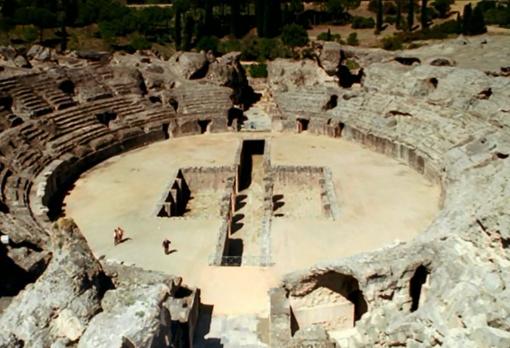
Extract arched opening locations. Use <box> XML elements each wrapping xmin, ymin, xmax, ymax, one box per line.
<box><xmin>227</xmin><ymin>108</ymin><xmax>244</xmax><ymax>131</ymax></box>
<box><xmin>0</xmin><ymin>95</ymin><xmax>13</xmax><ymax>110</ymax></box>
<box><xmin>323</xmin><ymin>95</ymin><xmax>338</xmax><ymax>110</ymax></box>
<box><xmin>410</xmin><ymin>265</ymin><xmax>429</xmax><ymax>312</ymax></box>
<box><xmin>197</xmin><ymin>119</ymin><xmax>211</xmax><ymax>134</ymax></box>
<box><xmin>189</xmin><ymin>63</ymin><xmax>209</xmax><ymax>80</ymax></box>
<box><xmin>289</xmin><ymin>271</ymin><xmax>368</xmax><ymax>333</ymax></box>
<box><xmin>96</xmin><ymin>111</ymin><xmax>117</xmax><ymax>127</ymax></box>
<box><xmin>296</xmin><ymin>118</ymin><xmax>309</xmax><ymax>133</ymax></box>
<box><xmin>162</xmin><ymin>123</ymin><xmax>170</xmax><ymax>139</ymax></box>
<box><xmin>149</xmin><ymin>95</ymin><xmax>162</xmax><ymax>104</ymax></box>
<box><xmin>58</xmin><ymin>80</ymin><xmax>75</xmax><ymax>95</ymax></box>
<box><xmin>428</xmin><ymin>77</ymin><xmax>438</xmax><ymax>88</ymax></box>
<box><xmin>394</xmin><ymin>57</ymin><xmax>421</xmax><ymax>65</ymax></box>
<box><xmin>169</xmin><ymin>98</ymin><xmax>179</xmax><ymax>112</ymax></box>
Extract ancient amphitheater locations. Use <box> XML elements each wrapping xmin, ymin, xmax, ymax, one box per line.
<box><xmin>0</xmin><ymin>35</ymin><xmax>509</xmax><ymax>348</ymax></box>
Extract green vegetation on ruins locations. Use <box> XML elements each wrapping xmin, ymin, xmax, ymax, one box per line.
<box><xmin>0</xmin><ymin>0</ymin><xmax>508</xmax><ymax>59</ymax></box>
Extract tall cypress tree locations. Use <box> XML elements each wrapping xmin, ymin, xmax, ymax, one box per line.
<box><xmin>256</xmin><ymin>0</ymin><xmax>265</xmax><ymax>37</ymax></box>
<box><xmin>204</xmin><ymin>0</ymin><xmax>213</xmax><ymax>35</ymax></box>
<box><xmin>462</xmin><ymin>3</ymin><xmax>472</xmax><ymax>35</ymax></box>
<box><xmin>407</xmin><ymin>0</ymin><xmax>415</xmax><ymax>31</ymax></box>
<box><xmin>376</xmin><ymin>0</ymin><xmax>383</xmax><ymax>33</ymax></box>
<box><xmin>420</xmin><ymin>0</ymin><xmax>429</xmax><ymax>30</ymax></box>
<box><xmin>230</xmin><ymin>0</ymin><xmax>240</xmax><ymax>37</ymax></box>
<box><xmin>183</xmin><ymin>14</ymin><xmax>194</xmax><ymax>51</ymax></box>
<box><xmin>263</xmin><ymin>0</ymin><xmax>281</xmax><ymax>38</ymax></box>
<box><xmin>396</xmin><ymin>0</ymin><xmax>402</xmax><ymax>29</ymax></box>
<box><xmin>470</xmin><ymin>5</ymin><xmax>487</xmax><ymax>35</ymax></box>
<box><xmin>175</xmin><ymin>8</ymin><xmax>182</xmax><ymax>50</ymax></box>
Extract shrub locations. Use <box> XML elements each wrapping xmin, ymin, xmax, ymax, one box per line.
<box><xmin>351</xmin><ymin>16</ymin><xmax>375</xmax><ymax>29</ymax></box>
<box><xmin>281</xmin><ymin>24</ymin><xmax>309</xmax><ymax>48</ymax></box>
<box><xmin>431</xmin><ymin>19</ymin><xmax>461</xmax><ymax>35</ymax></box>
<box><xmin>196</xmin><ymin>36</ymin><xmax>219</xmax><ymax>52</ymax></box>
<box><xmin>385</xmin><ymin>15</ymin><xmax>397</xmax><ymax>25</ymax></box>
<box><xmin>218</xmin><ymin>39</ymin><xmax>242</xmax><ymax>54</ymax></box>
<box><xmin>240</xmin><ymin>36</ymin><xmax>291</xmax><ymax>62</ymax></box>
<box><xmin>317</xmin><ymin>29</ymin><xmax>341</xmax><ymax>42</ymax></box>
<box><xmin>432</xmin><ymin>0</ymin><xmax>454</xmax><ymax>18</ymax></box>
<box><xmin>248</xmin><ymin>63</ymin><xmax>268</xmax><ymax>78</ymax></box>
<box><xmin>21</xmin><ymin>26</ymin><xmax>38</xmax><ymax>43</ymax></box>
<box><xmin>347</xmin><ymin>32</ymin><xmax>359</xmax><ymax>46</ymax></box>
<box><xmin>382</xmin><ymin>35</ymin><xmax>403</xmax><ymax>50</ymax></box>
<box><xmin>345</xmin><ymin>59</ymin><xmax>360</xmax><ymax>70</ymax></box>
<box><xmin>130</xmin><ymin>34</ymin><xmax>151</xmax><ymax>51</ymax></box>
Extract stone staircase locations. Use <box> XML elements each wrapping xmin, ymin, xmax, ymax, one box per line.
<box><xmin>195</xmin><ymin>313</ymin><xmax>269</xmax><ymax>348</ymax></box>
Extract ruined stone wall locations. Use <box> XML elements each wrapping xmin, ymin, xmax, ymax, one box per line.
<box><xmin>32</xmin><ymin>128</ymin><xmax>167</xmax><ymax>224</ymax></box>
<box><xmin>260</xmin><ymin>139</ymin><xmax>273</xmax><ymax>266</ymax></box>
<box><xmin>210</xmin><ymin>176</ymin><xmax>236</xmax><ymax>266</ymax></box>
<box><xmin>272</xmin><ymin>165</ymin><xmax>340</xmax><ymax>220</ymax></box>
<box><xmin>181</xmin><ymin>166</ymin><xmax>235</xmax><ymax>191</ymax></box>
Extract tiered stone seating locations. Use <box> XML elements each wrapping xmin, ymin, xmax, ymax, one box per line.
<box><xmin>172</xmin><ymin>84</ymin><xmax>233</xmax><ymax>118</ymax></box>
<box><xmin>10</xmin><ymin>85</ymin><xmax>52</xmax><ymax>117</ymax></box>
<box><xmin>32</xmin><ymin>79</ymin><xmax>76</xmax><ymax>111</ymax></box>
<box><xmin>0</xmin><ymin>107</ymin><xmax>23</xmax><ymax>132</ymax></box>
<box><xmin>47</xmin><ymin>97</ymin><xmax>132</xmax><ymax>135</ymax></box>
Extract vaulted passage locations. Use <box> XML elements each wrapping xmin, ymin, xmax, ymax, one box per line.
<box><xmin>289</xmin><ymin>271</ymin><xmax>368</xmax><ymax>334</ymax></box>
<box><xmin>296</xmin><ymin>118</ymin><xmax>309</xmax><ymax>133</ymax></box>
<box><xmin>410</xmin><ymin>265</ymin><xmax>429</xmax><ymax>312</ymax></box>
<box><xmin>223</xmin><ymin>140</ymin><xmax>266</xmax><ymax>265</ymax></box>
<box><xmin>238</xmin><ymin>140</ymin><xmax>265</xmax><ymax>191</ymax></box>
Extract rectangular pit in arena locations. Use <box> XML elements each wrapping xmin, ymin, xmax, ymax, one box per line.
<box><xmin>155</xmin><ymin>166</ymin><xmax>235</xmax><ymax>218</ymax></box>
<box><xmin>271</xmin><ymin>166</ymin><xmax>339</xmax><ymax>220</ymax></box>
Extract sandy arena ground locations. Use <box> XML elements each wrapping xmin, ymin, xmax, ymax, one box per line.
<box><xmin>64</xmin><ymin>132</ymin><xmax>440</xmax><ymax>316</ymax></box>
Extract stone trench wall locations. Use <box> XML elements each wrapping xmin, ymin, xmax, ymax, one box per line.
<box><xmin>269</xmin><ymin>115</ymin><xmax>510</xmax><ymax>346</ymax></box>
<box><xmin>271</xmin><ymin>165</ymin><xmax>340</xmax><ymax>220</ymax></box>
<box><xmin>32</xmin><ymin>129</ymin><xmax>167</xmax><ymax>224</ymax></box>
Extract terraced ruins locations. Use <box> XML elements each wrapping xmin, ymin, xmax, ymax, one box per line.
<box><xmin>0</xmin><ymin>34</ymin><xmax>509</xmax><ymax>347</ymax></box>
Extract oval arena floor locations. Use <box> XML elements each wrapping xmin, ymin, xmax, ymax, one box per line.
<box><xmin>64</xmin><ymin>132</ymin><xmax>440</xmax><ymax>316</ymax></box>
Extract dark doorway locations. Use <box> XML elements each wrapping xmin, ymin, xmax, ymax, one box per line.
<box><xmin>238</xmin><ymin>139</ymin><xmax>265</xmax><ymax>191</ymax></box>
<box><xmin>410</xmin><ymin>265</ymin><xmax>429</xmax><ymax>312</ymax></box>
<box><xmin>96</xmin><ymin>111</ymin><xmax>117</xmax><ymax>127</ymax></box>
<box><xmin>296</xmin><ymin>118</ymin><xmax>309</xmax><ymax>133</ymax></box>
<box><xmin>162</xmin><ymin>123</ymin><xmax>170</xmax><ymax>139</ymax></box>
<box><xmin>169</xmin><ymin>98</ymin><xmax>179</xmax><ymax>112</ymax></box>
<box><xmin>315</xmin><ymin>271</ymin><xmax>368</xmax><ymax>325</ymax></box>
<box><xmin>149</xmin><ymin>95</ymin><xmax>162</xmax><ymax>104</ymax></box>
<box><xmin>0</xmin><ymin>95</ymin><xmax>13</xmax><ymax>110</ymax></box>
<box><xmin>58</xmin><ymin>80</ymin><xmax>75</xmax><ymax>95</ymax></box>
<box><xmin>197</xmin><ymin>119</ymin><xmax>211</xmax><ymax>134</ymax></box>
<box><xmin>228</xmin><ymin>107</ymin><xmax>245</xmax><ymax>131</ymax></box>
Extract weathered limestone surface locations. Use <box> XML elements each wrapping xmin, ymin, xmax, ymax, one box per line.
<box><xmin>0</xmin><ymin>219</ymin><xmax>111</xmax><ymax>347</ymax></box>
<box><xmin>0</xmin><ymin>35</ymin><xmax>509</xmax><ymax>347</ymax></box>
<box><xmin>268</xmin><ymin>36</ymin><xmax>510</xmax><ymax>347</ymax></box>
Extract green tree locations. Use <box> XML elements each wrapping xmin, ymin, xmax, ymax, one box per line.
<box><xmin>326</xmin><ymin>0</ymin><xmax>360</xmax><ymax>22</ymax></box>
<box><xmin>230</xmin><ymin>0</ymin><xmax>240</xmax><ymax>37</ymax></box>
<box><xmin>1</xmin><ymin>0</ymin><xmax>17</xmax><ymax>17</ymax></box>
<box><xmin>470</xmin><ymin>5</ymin><xmax>487</xmax><ymax>35</ymax></box>
<box><xmin>396</xmin><ymin>0</ymin><xmax>402</xmax><ymax>29</ymax></box>
<box><xmin>407</xmin><ymin>0</ymin><xmax>415</xmax><ymax>31</ymax></box>
<box><xmin>15</xmin><ymin>6</ymin><xmax>57</xmax><ymax>42</ymax></box>
<box><xmin>432</xmin><ymin>0</ymin><xmax>454</xmax><ymax>18</ymax></box>
<box><xmin>376</xmin><ymin>0</ymin><xmax>383</xmax><ymax>33</ymax></box>
<box><xmin>462</xmin><ymin>3</ymin><xmax>472</xmax><ymax>34</ymax></box>
<box><xmin>421</xmin><ymin>0</ymin><xmax>429</xmax><ymax>30</ymax></box>
<box><xmin>281</xmin><ymin>23</ymin><xmax>308</xmax><ymax>48</ymax></box>
<box><xmin>255</xmin><ymin>0</ymin><xmax>264</xmax><ymax>36</ymax></box>
<box><xmin>263</xmin><ymin>0</ymin><xmax>281</xmax><ymax>38</ymax></box>
<box><xmin>182</xmin><ymin>13</ymin><xmax>194</xmax><ymax>50</ymax></box>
